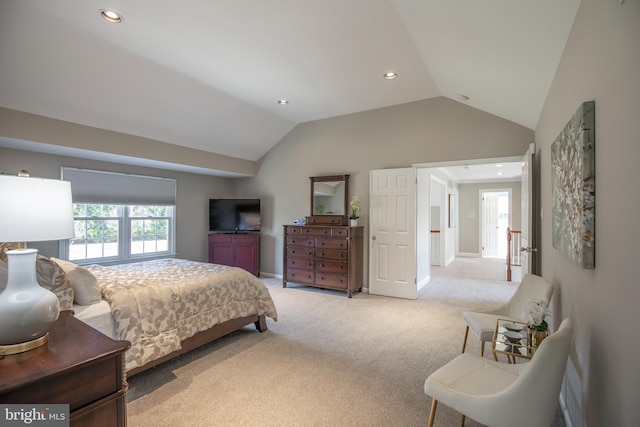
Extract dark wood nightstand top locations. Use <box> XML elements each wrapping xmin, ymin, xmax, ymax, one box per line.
<box><xmin>0</xmin><ymin>310</ymin><xmax>130</xmax><ymax>403</ymax></box>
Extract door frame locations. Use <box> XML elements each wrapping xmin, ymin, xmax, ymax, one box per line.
<box><xmin>479</xmin><ymin>188</ymin><xmax>512</xmax><ymax>259</ymax></box>
<box><xmin>414</xmin><ymin>155</ymin><xmax>525</xmax><ymax>262</ymax></box>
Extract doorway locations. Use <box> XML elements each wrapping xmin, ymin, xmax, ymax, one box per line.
<box><xmin>480</xmin><ymin>190</ymin><xmax>511</xmax><ymax>259</ymax></box>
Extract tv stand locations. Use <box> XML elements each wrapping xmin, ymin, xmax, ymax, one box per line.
<box><xmin>208</xmin><ymin>233</ymin><xmax>260</xmax><ymax>276</ymax></box>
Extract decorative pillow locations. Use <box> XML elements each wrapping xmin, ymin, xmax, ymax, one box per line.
<box><xmin>35</xmin><ymin>255</ymin><xmax>74</xmax><ymax>311</ymax></box>
<box><xmin>0</xmin><ymin>242</ymin><xmax>20</xmax><ymax>262</ymax></box>
<box><xmin>0</xmin><ymin>260</ymin><xmax>7</xmax><ymax>292</ymax></box>
<box><xmin>50</xmin><ymin>257</ymin><xmax>102</xmax><ymax>306</ymax></box>
<box><xmin>0</xmin><ymin>244</ymin><xmax>74</xmax><ymax>310</ymax></box>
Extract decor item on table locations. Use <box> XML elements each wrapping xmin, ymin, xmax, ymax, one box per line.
<box><xmin>551</xmin><ymin>100</ymin><xmax>595</xmax><ymax>269</ymax></box>
<box><xmin>0</xmin><ymin>173</ymin><xmax>75</xmax><ymax>355</ymax></box>
<box><xmin>461</xmin><ymin>273</ymin><xmax>554</xmax><ymax>357</ymax></box>
<box><xmin>523</xmin><ymin>297</ymin><xmax>551</xmax><ymax>348</ymax></box>
<box><xmin>349</xmin><ymin>195</ymin><xmax>361</xmax><ymax>226</ymax></box>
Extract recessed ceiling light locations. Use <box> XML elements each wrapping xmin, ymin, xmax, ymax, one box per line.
<box><xmin>100</xmin><ymin>9</ymin><xmax>123</xmax><ymax>23</ymax></box>
<box><xmin>496</xmin><ymin>164</ymin><xmax>504</xmax><ymax>168</ymax></box>
<box><xmin>277</xmin><ymin>99</ymin><xmax>289</xmax><ymax>105</ymax></box>
<box><xmin>383</xmin><ymin>72</ymin><xmax>398</xmax><ymax>80</ymax></box>
<box><xmin>457</xmin><ymin>94</ymin><xmax>470</xmax><ymax>102</ymax></box>
<box><xmin>497</xmin><ymin>171</ymin><xmax>504</xmax><ymax>176</ymax></box>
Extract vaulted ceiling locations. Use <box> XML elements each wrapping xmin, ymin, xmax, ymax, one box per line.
<box><xmin>0</xmin><ymin>0</ymin><xmax>580</xmax><ymax>165</ymax></box>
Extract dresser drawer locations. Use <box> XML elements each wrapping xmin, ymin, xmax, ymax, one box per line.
<box><xmin>316</xmin><ymin>260</ymin><xmax>348</xmax><ymax>274</ymax></box>
<box><xmin>2</xmin><ymin>357</ymin><xmax>119</xmax><ymax>412</ymax></box>
<box><xmin>286</xmin><ymin>236</ymin><xmax>315</xmax><ymax>247</ymax></box>
<box><xmin>287</xmin><ymin>257</ymin><xmax>315</xmax><ymax>270</ymax></box>
<box><xmin>208</xmin><ymin>234</ymin><xmax>234</xmax><ymax>244</ymax></box>
<box><xmin>316</xmin><ymin>238</ymin><xmax>348</xmax><ymax>250</ymax></box>
<box><xmin>285</xmin><ymin>225</ymin><xmax>302</xmax><ymax>235</ymax></box>
<box><xmin>331</xmin><ymin>228</ymin><xmax>349</xmax><ymax>237</ymax></box>
<box><xmin>286</xmin><ymin>269</ymin><xmax>314</xmax><ymax>284</ymax></box>
<box><xmin>316</xmin><ymin>249</ymin><xmax>348</xmax><ymax>261</ymax></box>
<box><xmin>315</xmin><ymin>272</ymin><xmax>348</xmax><ymax>289</ymax></box>
<box><xmin>286</xmin><ymin>247</ymin><xmax>314</xmax><ymax>257</ymax></box>
<box><xmin>301</xmin><ymin>227</ymin><xmax>332</xmax><ymax>236</ymax></box>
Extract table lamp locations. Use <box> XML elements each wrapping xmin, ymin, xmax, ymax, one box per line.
<box><xmin>0</xmin><ymin>173</ymin><xmax>75</xmax><ymax>355</ymax></box>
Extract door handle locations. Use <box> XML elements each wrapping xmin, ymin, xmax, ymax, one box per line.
<box><xmin>371</xmin><ymin>235</ymin><xmax>377</xmax><ymax>240</ymax></box>
<box><xmin>520</xmin><ymin>246</ymin><xmax>538</xmax><ymax>253</ymax></box>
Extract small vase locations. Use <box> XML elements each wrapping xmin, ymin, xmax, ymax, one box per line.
<box><xmin>529</xmin><ymin>328</ymin><xmax>548</xmax><ymax>349</ymax></box>
<box><xmin>350</xmin><ymin>219</ymin><xmax>358</xmax><ymax>227</ymax></box>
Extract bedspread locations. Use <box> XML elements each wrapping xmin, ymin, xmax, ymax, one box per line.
<box><xmin>87</xmin><ymin>259</ymin><xmax>277</xmax><ymax>371</ymax></box>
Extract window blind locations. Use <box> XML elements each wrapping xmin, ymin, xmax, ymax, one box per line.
<box><xmin>61</xmin><ymin>167</ymin><xmax>177</xmax><ymax>205</ymax></box>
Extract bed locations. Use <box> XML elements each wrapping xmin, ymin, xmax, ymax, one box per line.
<box><xmin>57</xmin><ymin>258</ymin><xmax>278</xmax><ymax>376</ymax></box>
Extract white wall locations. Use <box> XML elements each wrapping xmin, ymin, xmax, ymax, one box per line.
<box><xmin>535</xmin><ymin>0</ymin><xmax>640</xmax><ymax>424</ymax></box>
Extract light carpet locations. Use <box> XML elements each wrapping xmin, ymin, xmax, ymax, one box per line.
<box><xmin>127</xmin><ymin>258</ymin><xmax>564</xmax><ymax>426</ymax></box>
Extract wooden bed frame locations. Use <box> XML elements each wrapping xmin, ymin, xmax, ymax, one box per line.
<box><xmin>127</xmin><ymin>314</ymin><xmax>268</xmax><ymax>376</ymax></box>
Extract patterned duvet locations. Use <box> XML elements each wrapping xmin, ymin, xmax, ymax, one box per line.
<box><xmin>87</xmin><ymin>259</ymin><xmax>278</xmax><ymax>371</ymax></box>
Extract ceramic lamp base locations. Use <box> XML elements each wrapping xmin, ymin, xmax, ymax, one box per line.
<box><xmin>0</xmin><ymin>249</ymin><xmax>60</xmax><ymax>352</ymax></box>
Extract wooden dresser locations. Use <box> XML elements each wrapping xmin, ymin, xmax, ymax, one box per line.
<box><xmin>0</xmin><ymin>311</ymin><xmax>130</xmax><ymax>427</ymax></box>
<box><xmin>283</xmin><ymin>223</ymin><xmax>364</xmax><ymax>297</ymax></box>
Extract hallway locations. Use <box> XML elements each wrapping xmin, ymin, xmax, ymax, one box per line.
<box><xmin>432</xmin><ymin>256</ymin><xmax>508</xmax><ymax>282</ymax></box>
<box><xmin>419</xmin><ymin>257</ymin><xmax>519</xmax><ymax>311</ymax></box>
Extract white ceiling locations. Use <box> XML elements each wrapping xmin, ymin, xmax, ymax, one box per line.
<box><xmin>437</xmin><ymin>161</ymin><xmax>523</xmax><ymax>183</ymax></box>
<box><xmin>0</xmin><ymin>0</ymin><xmax>580</xmax><ymax>175</ymax></box>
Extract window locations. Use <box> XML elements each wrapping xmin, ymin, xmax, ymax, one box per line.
<box><xmin>60</xmin><ymin>167</ymin><xmax>177</xmax><ymax>264</ymax></box>
<box><xmin>65</xmin><ymin>204</ymin><xmax>175</xmax><ymax>264</ymax></box>
<box><xmin>130</xmin><ymin>206</ymin><xmax>171</xmax><ymax>255</ymax></box>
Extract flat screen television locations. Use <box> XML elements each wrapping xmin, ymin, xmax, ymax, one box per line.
<box><xmin>209</xmin><ymin>199</ymin><xmax>261</xmax><ymax>232</ymax></box>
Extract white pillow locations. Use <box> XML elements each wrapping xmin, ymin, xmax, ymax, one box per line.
<box><xmin>50</xmin><ymin>257</ymin><xmax>102</xmax><ymax>305</ymax></box>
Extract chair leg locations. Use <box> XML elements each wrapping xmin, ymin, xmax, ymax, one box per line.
<box><xmin>480</xmin><ymin>341</ymin><xmax>485</xmax><ymax>357</ymax></box>
<box><xmin>461</xmin><ymin>414</ymin><xmax>466</xmax><ymax>426</ymax></box>
<box><xmin>461</xmin><ymin>326</ymin><xmax>469</xmax><ymax>353</ymax></box>
<box><xmin>427</xmin><ymin>399</ymin><xmax>438</xmax><ymax>427</ymax></box>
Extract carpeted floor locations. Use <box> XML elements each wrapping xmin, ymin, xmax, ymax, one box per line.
<box><xmin>126</xmin><ymin>258</ymin><xmax>565</xmax><ymax>426</ymax></box>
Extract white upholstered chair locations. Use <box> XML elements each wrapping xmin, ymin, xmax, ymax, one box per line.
<box><xmin>425</xmin><ymin>318</ymin><xmax>572</xmax><ymax>427</ymax></box>
<box><xmin>461</xmin><ymin>273</ymin><xmax>554</xmax><ymax>357</ymax></box>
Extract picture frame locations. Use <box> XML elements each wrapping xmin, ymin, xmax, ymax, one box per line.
<box><xmin>551</xmin><ymin>100</ymin><xmax>595</xmax><ymax>269</ymax></box>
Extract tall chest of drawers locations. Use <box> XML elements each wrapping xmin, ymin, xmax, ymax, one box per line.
<box><xmin>283</xmin><ymin>224</ymin><xmax>364</xmax><ymax>297</ymax></box>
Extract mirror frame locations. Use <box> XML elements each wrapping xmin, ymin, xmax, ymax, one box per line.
<box><xmin>309</xmin><ymin>174</ymin><xmax>350</xmax><ymax>218</ymax></box>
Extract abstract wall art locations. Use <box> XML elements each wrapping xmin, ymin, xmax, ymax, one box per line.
<box><xmin>551</xmin><ymin>100</ymin><xmax>595</xmax><ymax>269</ymax></box>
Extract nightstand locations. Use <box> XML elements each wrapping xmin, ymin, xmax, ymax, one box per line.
<box><xmin>0</xmin><ymin>311</ymin><xmax>130</xmax><ymax>427</ymax></box>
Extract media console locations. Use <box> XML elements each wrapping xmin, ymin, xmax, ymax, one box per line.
<box><xmin>208</xmin><ymin>233</ymin><xmax>260</xmax><ymax>276</ymax></box>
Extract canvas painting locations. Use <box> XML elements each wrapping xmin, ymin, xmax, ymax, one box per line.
<box><xmin>551</xmin><ymin>101</ymin><xmax>595</xmax><ymax>269</ymax></box>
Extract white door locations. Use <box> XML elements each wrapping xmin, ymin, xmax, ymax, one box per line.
<box><xmin>481</xmin><ymin>193</ymin><xmax>499</xmax><ymax>257</ymax></box>
<box><xmin>520</xmin><ymin>143</ymin><xmax>536</xmax><ymax>275</ymax></box>
<box><xmin>369</xmin><ymin>168</ymin><xmax>417</xmax><ymax>299</ymax></box>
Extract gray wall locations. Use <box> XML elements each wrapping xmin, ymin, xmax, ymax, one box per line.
<box><xmin>457</xmin><ymin>181</ymin><xmax>521</xmax><ymax>255</ymax></box>
<box><xmin>535</xmin><ymin>0</ymin><xmax>640</xmax><ymax>425</ymax></box>
<box><xmin>238</xmin><ymin>97</ymin><xmax>533</xmax><ymax>277</ymax></box>
<box><xmin>0</xmin><ymin>147</ymin><xmax>236</xmax><ymax>262</ymax></box>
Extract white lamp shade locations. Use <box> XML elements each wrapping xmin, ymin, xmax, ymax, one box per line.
<box><xmin>0</xmin><ymin>175</ymin><xmax>75</xmax><ymax>242</ymax></box>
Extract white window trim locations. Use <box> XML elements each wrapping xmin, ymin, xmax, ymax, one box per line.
<box><xmin>59</xmin><ymin>204</ymin><xmax>176</xmax><ymax>265</ymax></box>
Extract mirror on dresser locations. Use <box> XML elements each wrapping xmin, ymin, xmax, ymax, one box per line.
<box><xmin>309</xmin><ymin>174</ymin><xmax>349</xmax><ymax>225</ymax></box>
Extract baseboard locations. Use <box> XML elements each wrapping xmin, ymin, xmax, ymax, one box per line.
<box><xmin>559</xmin><ymin>355</ymin><xmax>583</xmax><ymax>427</ymax></box>
<box><xmin>456</xmin><ymin>252</ymin><xmax>481</xmax><ymax>258</ymax></box>
<box><xmin>259</xmin><ymin>272</ymin><xmax>282</xmax><ymax>279</ymax></box>
<box><xmin>417</xmin><ymin>275</ymin><xmax>431</xmax><ymax>292</ymax></box>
